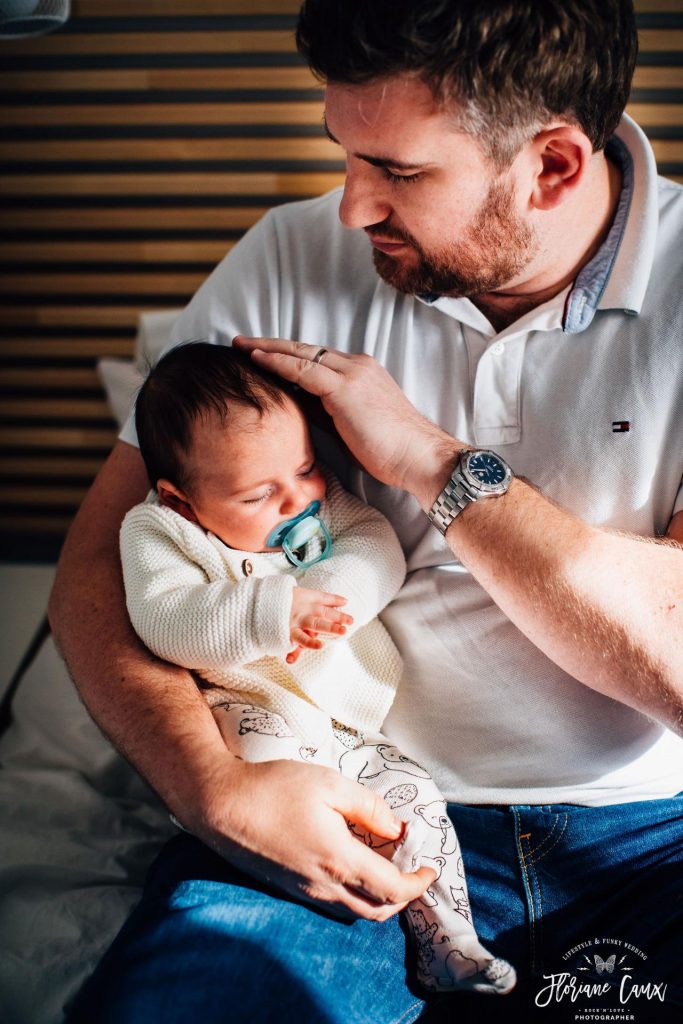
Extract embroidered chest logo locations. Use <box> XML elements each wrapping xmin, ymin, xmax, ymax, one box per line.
<box><xmin>612</xmin><ymin>421</ymin><xmax>631</xmax><ymax>433</ymax></box>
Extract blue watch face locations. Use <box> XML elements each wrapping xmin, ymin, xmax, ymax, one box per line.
<box><xmin>468</xmin><ymin>451</ymin><xmax>507</xmax><ymax>485</ymax></box>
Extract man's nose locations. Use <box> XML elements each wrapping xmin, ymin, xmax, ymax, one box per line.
<box><xmin>338</xmin><ymin>157</ymin><xmax>392</xmax><ymax>229</ymax></box>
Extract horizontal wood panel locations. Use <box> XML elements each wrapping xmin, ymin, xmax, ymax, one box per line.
<box><xmin>632</xmin><ymin>66</ymin><xmax>683</xmax><ymax>90</ymax></box>
<box><xmin>0</xmin><ymin>241</ymin><xmax>233</xmax><ymax>264</ymax></box>
<box><xmin>1</xmin><ymin>368</ymin><xmax>102</xmax><ymax>388</ymax></box>
<box><xmin>0</xmin><ymin>272</ymin><xmax>206</xmax><ymax>295</ymax></box>
<box><xmin>0</xmin><ymin>136</ymin><xmax>337</xmax><ymax>163</ymax></box>
<box><xmin>0</xmin><ymin>172</ymin><xmax>344</xmax><ymax>195</ymax></box>
<box><xmin>0</xmin><ymin>338</ymin><xmax>135</xmax><ymax>358</ymax></box>
<box><xmin>2</xmin><ymin>306</ymin><xmax>165</xmax><ymax>328</ymax></box>
<box><xmin>0</xmin><ymin>101</ymin><xmax>324</xmax><ymax>127</ymax></box>
<box><xmin>1</xmin><ymin>484</ymin><xmax>90</xmax><ymax>505</ymax></box>
<box><xmin>71</xmin><ymin>0</ymin><xmax>301</xmax><ymax>14</ymax></box>
<box><xmin>0</xmin><ymin>66</ymin><xmax>318</xmax><ymax>92</ymax></box>
<box><xmin>639</xmin><ymin>30</ymin><xmax>683</xmax><ymax>51</ymax></box>
<box><xmin>0</xmin><ymin>207</ymin><xmax>268</xmax><ymax>231</ymax></box>
<box><xmin>0</xmin><ymin>455</ymin><xmax>105</xmax><ymax>477</ymax></box>
<box><xmin>0</xmin><ymin>426</ymin><xmax>118</xmax><ymax>448</ymax></box>
<box><xmin>8</xmin><ymin>30</ymin><xmax>296</xmax><ymax>56</ymax></box>
<box><xmin>635</xmin><ymin>0</ymin><xmax>683</xmax><ymax>10</ymax></box>
<box><xmin>0</xmin><ymin>397</ymin><xmax>113</xmax><ymax>418</ymax></box>
<box><xmin>626</xmin><ymin>103</ymin><xmax>683</xmax><ymax>127</ymax></box>
<box><xmin>649</xmin><ymin>139</ymin><xmax>683</xmax><ymax>161</ymax></box>
<box><xmin>0</xmin><ymin>514</ymin><xmax>76</xmax><ymax>535</ymax></box>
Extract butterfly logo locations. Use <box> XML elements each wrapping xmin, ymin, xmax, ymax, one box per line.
<box><xmin>577</xmin><ymin>952</ymin><xmax>632</xmax><ymax>975</ymax></box>
<box><xmin>594</xmin><ymin>955</ymin><xmax>616</xmax><ymax>975</ymax></box>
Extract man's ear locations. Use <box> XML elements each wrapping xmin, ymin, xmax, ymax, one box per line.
<box><xmin>157</xmin><ymin>479</ymin><xmax>199</xmax><ymax>524</ymax></box>
<box><xmin>527</xmin><ymin>125</ymin><xmax>593</xmax><ymax>211</ymax></box>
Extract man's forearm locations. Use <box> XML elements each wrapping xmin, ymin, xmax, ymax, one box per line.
<box><xmin>50</xmin><ymin>538</ymin><xmax>234</xmax><ymax>826</ymax></box>
<box><xmin>417</xmin><ymin>465</ymin><xmax>683</xmax><ymax>732</ymax></box>
<box><xmin>48</xmin><ymin>441</ymin><xmax>234</xmax><ymax>829</ymax></box>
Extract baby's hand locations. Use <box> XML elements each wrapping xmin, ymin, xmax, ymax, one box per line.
<box><xmin>287</xmin><ymin>587</ymin><xmax>353</xmax><ymax>664</ymax></box>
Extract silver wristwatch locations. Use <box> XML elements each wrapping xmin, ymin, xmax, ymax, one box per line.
<box><xmin>427</xmin><ymin>449</ymin><xmax>513</xmax><ymax>536</ymax></box>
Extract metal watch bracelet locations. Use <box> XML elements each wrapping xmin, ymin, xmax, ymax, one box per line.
<box><xmin>427</xmin><ymin>473</ymin><xmax>473</xmax><ymax>535</ymax></box>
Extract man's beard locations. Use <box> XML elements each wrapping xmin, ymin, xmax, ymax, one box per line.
<box><xmin>370</xmin><ymin>179</ymin><xmax>538</xmax><ymax>298</ymax></box>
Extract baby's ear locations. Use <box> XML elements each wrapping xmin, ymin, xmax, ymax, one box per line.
<box><xmin>157</xmin><ymin>479</ymin><xmax>199</xmax><ymax>524</ymax></box>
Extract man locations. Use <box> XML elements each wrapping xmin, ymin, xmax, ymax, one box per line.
<box><xmin>54</xmin><ymin>1</ymin><xmax>683</xmax><ymax>1021</ymax></box>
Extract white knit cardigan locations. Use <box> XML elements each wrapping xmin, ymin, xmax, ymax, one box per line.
<box><xmin>120</xmin><ymin>471</ymin><xmax>406</xmax><ymax>744</ymax></box>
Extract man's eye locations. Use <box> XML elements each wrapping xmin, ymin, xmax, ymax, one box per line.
<box><xmin>383</xmin><ymin>168</ymin><xmax>422</xmax><ymax>185</ymax></box>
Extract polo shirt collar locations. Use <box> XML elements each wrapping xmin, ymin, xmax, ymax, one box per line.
<box><xmin>417</xmin><ymin>113</ymin><xmax>659</xmax><ymax>336</ymax></box>
<box><xmin>594</xmin><ymin>113</ymin><xmax>659</xmax><ymax>322</ymax></box>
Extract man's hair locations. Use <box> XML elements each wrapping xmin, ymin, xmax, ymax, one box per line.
<box><xmin>135</xmin><ymin>342</ymin><xmax>289</xmax><ymax>490</ymax></box>
<box><xmin>296</xmin><ymin>0</ymin><xmax>638</xmax><ymax>167</ymax></box>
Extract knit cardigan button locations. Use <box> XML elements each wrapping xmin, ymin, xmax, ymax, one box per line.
<box><xmin>241</xmin><ymin>559</ymin><xmax>254</xmax><ymax>577</ymax></box>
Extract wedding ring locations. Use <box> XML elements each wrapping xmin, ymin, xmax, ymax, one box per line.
<box><xmin>312</xmin><ymin>347</ymin><xmax>328</xmax><ymax>365</ymax></box>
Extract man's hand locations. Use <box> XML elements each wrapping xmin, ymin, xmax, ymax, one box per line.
<box><xmin>287</xmin><ymin>586</ymin><xmax>353</xmax><ymax>664</ymax></box>
<box><xmin>194</xmin><ymin>755</ymin><xmax>437</xmax><ymax>920</ymax></box>
<box><xmin>233</xmin><ymin>336</ymin><xmax>459</xmax><ymax>508</ymax></box>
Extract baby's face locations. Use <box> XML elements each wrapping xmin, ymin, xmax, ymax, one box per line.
<box><xmin>181</xmin><ymin>395</ymin><xmax>326</xmax><ymax>552</ymax></box>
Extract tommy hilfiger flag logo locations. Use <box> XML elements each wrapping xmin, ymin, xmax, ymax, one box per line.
<box><xmin>612</xmin><ymin>421</ymin><xmax>631</xmax><ymax>433</ymax></box>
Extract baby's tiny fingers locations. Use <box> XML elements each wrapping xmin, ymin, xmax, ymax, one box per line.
<box><xmin>301</xmin><ymin>615</ymin><xmax>348</xmax><ymax>636</ymax></box>
<box><xmin>310</xmin><ymin>590</ymin><xmax>348</xmax><ymax>608</ymax></box>
<box><xmin>336</xmin><ymin>611</ymin><xmax>354</xmax><ymax>625</ymax></box>
<box><xmin>291</xmin><ymin>628</ymin><xmax>324</xmax><ymax>650</ymax></box>
<box><xmin>313</xmin><ymin>605</ymin><xmax>353</xmax><ymax>625</ymax></box>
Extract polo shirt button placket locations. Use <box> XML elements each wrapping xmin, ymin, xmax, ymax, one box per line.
<box><xmin>472</xmin><ymin>335</ymin><xmax>525</xmax><ymax>447</ymax></box>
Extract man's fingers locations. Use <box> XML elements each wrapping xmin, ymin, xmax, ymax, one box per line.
<box><xmin>249</xmin><ymin>347</ymin><xmax>339</xmax><ymax>394</ymax></box>
<box><xmin>334</xmin><ymin>778</ymin><xmax>404</xmax><ymax>841</ymax></box>
<box><xmin>345</xmin><ymin>844</ymin><xmax>437</xmax><ymax>911</ymax></box>
<box><xmin>234</xmin><ymin>335</ymin><xmax>310</xmax><ymax>356</ymax></box>
<box><xmin>234</xmin><ymin>335</ymin><xmax>350</xmax><ymax>366</ymax></box>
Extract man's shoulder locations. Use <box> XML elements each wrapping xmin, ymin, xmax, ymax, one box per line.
<box><xmin>657</xmin><ymin>174</ymin><xmax>683</xmax><ymax>215</ymax></box>
<box><xmin>266</xmin><ymin>187</ymin><xmax>345</xmax><ymax>228</ymax></box>
<box><xmin>652</xmin><ymin>176</ymin><xmax>683</xmax><ymax>305</ymax></box>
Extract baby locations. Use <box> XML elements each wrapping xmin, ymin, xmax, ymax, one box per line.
<box><xmin>120</xmin><ymin>341</ymin><xmax>515</xmax><ymax>997</ymax></box>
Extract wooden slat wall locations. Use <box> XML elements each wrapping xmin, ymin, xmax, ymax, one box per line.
<box><xmin>1</xmin><ymin>0</ymin><xmax>682</xmax><ymax>557</ymax></box>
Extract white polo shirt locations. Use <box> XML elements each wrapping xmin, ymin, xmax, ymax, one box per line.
<box><xmin>121</xmin><ymin>114</ymin><xmax>683</xmax><ymax>806</ymax></box>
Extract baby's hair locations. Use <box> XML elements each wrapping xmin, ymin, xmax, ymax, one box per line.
<box><xmin>135</xmin><ymin>341</ymin><xmax>292</xmax><ymax>490</ymax></box>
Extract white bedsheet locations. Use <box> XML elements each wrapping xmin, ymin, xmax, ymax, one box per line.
<box><xmin>0</xmin><ymin>635</ymin><xmax>175</xmax><ymax>1024</ymax></box>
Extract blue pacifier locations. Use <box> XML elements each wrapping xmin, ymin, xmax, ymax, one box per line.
<box><xmin>265</xmin><ymin>500</ymin><xmax>332</xmax><ymax>568</ymax></box>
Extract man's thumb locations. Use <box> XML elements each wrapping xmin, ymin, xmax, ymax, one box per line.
<box><xmin>339</xmin><ymin>781</ymin><xmax>403</xmax><ymax>840</ymax></box>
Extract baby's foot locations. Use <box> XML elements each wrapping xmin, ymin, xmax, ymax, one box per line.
<box><xmin>451</xmin><ymin>954</ymin><xmax>517</xmax><ymax>995</ymax></box>
<box><xmin>410</xmin><ymin>920</ymin><xmax>516</xmax><ymax>996</ymax></box>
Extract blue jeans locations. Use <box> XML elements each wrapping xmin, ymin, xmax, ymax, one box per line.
<box><xmin>67</xmin><ymin>797</ymin><xmax>683</xmax><ymax>1023</ymax></box>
